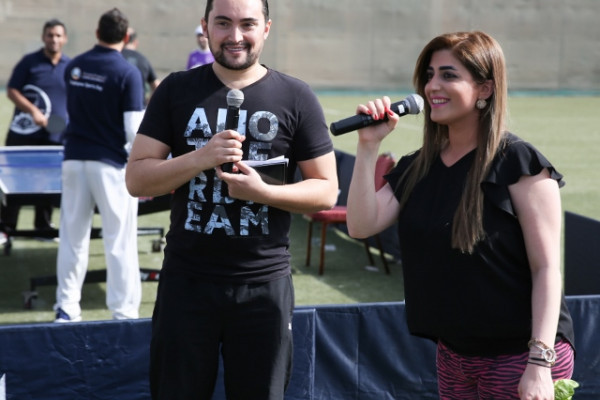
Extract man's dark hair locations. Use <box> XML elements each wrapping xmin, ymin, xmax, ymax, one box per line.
<box><xmin>43</xmin><ymin>19</ymin><xmax>66</xmax><ymax>35</ymax></box>
<box><xmin>97</xmin><ymin>8</ymin><xmax>129</xmax><ymax>44</ymax></box>
<box><xmin>204</xmin><ymin>0</ymin><xmax>269</xmax><ymax>22</ymax></box>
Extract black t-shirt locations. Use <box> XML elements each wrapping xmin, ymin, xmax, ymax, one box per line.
<box><xmin>138</xmin><ymin>65</ymin><xmax>333</xmax><ymax>283</ymax></box>
<box><xmin>386</xmin><ymin>133</ymin><xmax>574</xmax><ymax>356</ymax></box>
<box><xmin>121</xmin><ymin>48</ymin><xmax>157</xmax><ymax>99</ymax></box>
<box><xmin>122</xmin><ymin>49</ymin><xmax>157</xmax><ymax>85</ymax></box>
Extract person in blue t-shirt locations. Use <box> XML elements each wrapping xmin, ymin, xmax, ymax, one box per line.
<box><xmin>5</xmin><ymin>19</ymin><xmax>69</xmax><ymax>146</ymax></box>
<box><xmin>54</xmin><ymin>8</ymin><xmax>145</xmax><ymax>323</ymax></box>
<box><xmin>1</xmin><ymin>19</ymin><xmax>69</xmax><ymax>235</ymax></box>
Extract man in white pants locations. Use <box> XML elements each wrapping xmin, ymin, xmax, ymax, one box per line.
<box><xmin>54</xmin><ymin>8</ymin><xmax>145</xmax><ymax>322</ymax></box>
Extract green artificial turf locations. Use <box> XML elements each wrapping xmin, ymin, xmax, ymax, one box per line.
<box><xmin>0</xmin><ymin>92</ymin><xmax>598</xmax><ymax>325</ymax></box>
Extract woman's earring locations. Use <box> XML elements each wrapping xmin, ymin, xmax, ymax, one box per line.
<box><xmin>476</xmin><ymin>99</ymin><xmax>487</xmax><ymax>109</ymax></box>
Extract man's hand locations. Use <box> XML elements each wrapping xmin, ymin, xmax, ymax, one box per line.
<box><xmin>31</xmin><ymin>108</ymin><xmax>48</xmax><ymax>128</ymax></box>
<box><xmin>216</xmin><ymin>161</ymin><xmax>269</xmax><ymax>203</ymax></box>
<box><xmin>203</xmin><ymin>130</ymin><xmax>245</xmax><ymax>168</ymax></box>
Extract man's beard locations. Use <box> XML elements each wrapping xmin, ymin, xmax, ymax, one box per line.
<box><xmin>212</xmin><ymin>42</ymin><xmax>259</xmax><ymax>71</ymax></box>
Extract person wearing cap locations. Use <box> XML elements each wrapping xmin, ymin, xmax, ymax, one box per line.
<box><xmin>186</xmin><ymin>24</ymin><xmax>214</xmax><ymax>69</ymax></box>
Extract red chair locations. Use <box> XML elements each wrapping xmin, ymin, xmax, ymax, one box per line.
<box><xmin>304</xmin><ymin>153</ymin><xmax>396</xmax><ymax>275</ymax></box>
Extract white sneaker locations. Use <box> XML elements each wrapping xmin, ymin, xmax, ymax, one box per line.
<box><xmin>54</xmin><ymin>308</ymin><xmax>82</xmax><ymax>323</ymax></box>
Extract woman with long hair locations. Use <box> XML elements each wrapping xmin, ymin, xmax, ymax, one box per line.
<box><xmin>347</xmin><ymin>31</ymin><xmax>575</xmax><ymax>399</ymax></box>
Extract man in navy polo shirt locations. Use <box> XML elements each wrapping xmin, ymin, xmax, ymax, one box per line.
<box><xmin>1</xmin><ymin>19</ymin><xmax>69</xmax><ymax>235</ymax></box>
<box><xmin>54</xmin><ymin>8</ymin><xmax>145</xmax><ymax>323</ymax></box>
<box><xmin>5</xmin><ymin>19</ymin><xmax>69</xmax><ymax>145</ymax></box>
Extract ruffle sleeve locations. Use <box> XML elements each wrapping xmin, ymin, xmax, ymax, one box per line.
<box><xmin>384</xmin><ymin>150</ymin><xmax>420</xmax><ymax>197</ymax></box>
<box><xmin>482</xmin><ymin>133</ymin><xmax>565</xmax><ymax>216</ymax></box>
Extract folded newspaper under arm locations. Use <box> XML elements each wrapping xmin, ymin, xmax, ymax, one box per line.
<box><xmin>245</xmin><ymin>157</ymin><xmax>289</xmax><ymax>185</ymax></box>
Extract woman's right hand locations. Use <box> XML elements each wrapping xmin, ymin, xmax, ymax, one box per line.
<box><xmin>356</xmin><ymin>96</ymin><xmax>400</xmax><ymax>144</ymax></box>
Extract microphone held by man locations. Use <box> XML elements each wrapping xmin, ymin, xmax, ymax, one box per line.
<box><xmin>221</xmin><ymin>89</ymin><xmax>245</xmax><ymax>172</ymax></box>
<box><xmin>329</xmin><ymin>93</ymin><xmax>424</xmax><ymax>136</ymax></box>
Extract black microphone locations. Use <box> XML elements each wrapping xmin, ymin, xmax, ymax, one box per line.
<box><xmin>329</xmin><ymin>94</ymin><xmax>424</xmax><ymax>136</ymax></box>
<box><xmin>222</xmin><ymin>89</ymin><xmax>245</xmax><ymax>173</ymax></box>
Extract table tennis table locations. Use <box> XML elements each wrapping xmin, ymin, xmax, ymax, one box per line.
<box><xmin>0</xmin><ymin>146</ymin><xmax>170</xmax><ymax>308</ymax></box>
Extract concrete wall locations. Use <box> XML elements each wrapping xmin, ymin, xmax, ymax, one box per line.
<box><xmin>1</xmin><ymin>0</ymin><xmax>599</xmax><ymax>92</ymax></box>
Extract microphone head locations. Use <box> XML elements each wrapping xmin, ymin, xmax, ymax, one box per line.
<box><xmin>405</xmin><ymin>94</ymin><xmax>424</xmax><ymax>115</ymax></box>
<box><xmin>226</xmin><ymin>89</ymin><xmax>245</xmax><ymax>108</ymax></box>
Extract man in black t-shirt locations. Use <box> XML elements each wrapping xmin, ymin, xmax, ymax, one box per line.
<box><xmin>125</xmin><ymin>0</ymin><xmax>338</xmax><ymax>399</ymax></box>
<box><xmin>122</xmin><ymin>27</ymin><xmax>160</xmax><ymax>104</ymax></box>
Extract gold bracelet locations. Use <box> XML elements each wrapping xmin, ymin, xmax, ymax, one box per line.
<box><xmin>528</xmin><ymin>338</ymin><xmax>552</xmax><ymax>349</ymax></box>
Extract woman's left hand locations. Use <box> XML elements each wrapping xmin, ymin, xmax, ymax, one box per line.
<box><xmin>518</xmin><ymin>364</ymin><xmax>554</xmax><ymax>399</ymax></box>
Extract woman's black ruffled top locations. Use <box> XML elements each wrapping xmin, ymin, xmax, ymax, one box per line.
<box><xmin>385</xmin><ymin>132</ymin><xmax>574</xmax><ymax>356</ymax></box>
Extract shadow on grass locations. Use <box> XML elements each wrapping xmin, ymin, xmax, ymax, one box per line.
<box><xmin>289</xmin><ymin>213</ymin><xmax>405</xmax><ymax>306</ymax></box>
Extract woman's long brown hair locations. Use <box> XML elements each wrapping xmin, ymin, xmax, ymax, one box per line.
<box><xmin>397</xmin><ymin>31</ymin><xmax>508</xmax><ymax>253</ymax></box>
